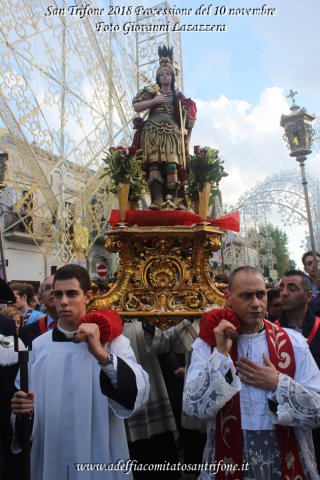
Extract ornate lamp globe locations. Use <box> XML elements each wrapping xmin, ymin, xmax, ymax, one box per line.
<box><xmin>280</xmin><ymin>90</ymin><xmax>315</xmax><ymax>158</ymax></box>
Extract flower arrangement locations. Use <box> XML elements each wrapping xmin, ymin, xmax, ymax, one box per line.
<box><xmin>186</xmin><ymin>145</ymin><xmax>228</xmax><ymax>204</ymax></box>
<box><xmin>101</xmin><ymin>146</ymin><xmax>147</xmax><ymax>201</ymax></box>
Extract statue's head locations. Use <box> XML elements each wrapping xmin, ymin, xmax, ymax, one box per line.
<box><xmin>156</xmin><ymin>45</ymin><xmax>175</xmax><ymax>90</ymax></box>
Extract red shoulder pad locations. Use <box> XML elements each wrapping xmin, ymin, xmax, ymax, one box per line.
<box><xmin>80</xmin><ymin>310</ymin><xmax>123</xmax><ymax>343</ymax></box>
<box><xmin>199</xmin><ymin>308</ymin><xmax>240</xmax><ymax>346</ymax></box>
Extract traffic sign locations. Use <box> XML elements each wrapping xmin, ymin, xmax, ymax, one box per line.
<box><xmin>96</xmin><ymin>264</ymin><xmax>107</xmax><ymax>277</ymax></box>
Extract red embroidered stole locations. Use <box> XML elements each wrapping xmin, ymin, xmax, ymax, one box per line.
<box><xmin>215</xmin><ymin>320</ymin><xmax>305</xmax><ymax>480</ymax></box>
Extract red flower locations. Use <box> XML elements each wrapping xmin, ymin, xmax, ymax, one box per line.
<box><xmin>109</xmin><ymin>147</ymin><xmax>116</xmax><ymax>153</ymax></box>
<box><xmin>128</xmin><ymin>145</ymin><xmax>137</xmax><ymax>155</ymax></box>
<box><xmin>116</xmin><ymin>146</ymin><xmax>127</xmax><ymax>156</ymax></box>
<box><xmin>200</xmin><ymin>148</ymin><xmax>207</xmax><ymax>157</ymax></box>
<box><xmin>193</xmin><ymin>145</ymin><xmax>201</xmax><ymax>154</ymax></box>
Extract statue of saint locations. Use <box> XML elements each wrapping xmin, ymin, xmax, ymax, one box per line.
<box><xmin>132</xmin><ymin>46</ymin><xmax>196</xmax><ymax>209</ymax></box>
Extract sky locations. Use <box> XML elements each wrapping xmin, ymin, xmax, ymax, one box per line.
<box><xmin>167</xmin><ymin>0</ymin><xmax>320</xmax><ymax>268</ymax></box>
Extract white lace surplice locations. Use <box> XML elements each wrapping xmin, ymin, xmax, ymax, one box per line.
<box><xmin>183</xmin><ymin>328</ymin><xmax>320</xmax><ymax>480</ymax></box>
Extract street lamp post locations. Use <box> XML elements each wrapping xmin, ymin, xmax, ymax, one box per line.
<box><xmin>280</xmin><ymin>90</ymin><xmax>318</xmax><ymax>280</ymax></box>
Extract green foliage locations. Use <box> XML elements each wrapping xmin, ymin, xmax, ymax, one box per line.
<box><xmin>248</xmin><ymin>224</ymin><xmax>296</xmax><ymax>277</ymax></box>
<box><xmin>186</xmin><ymin>146</ymin><xmax>228</xmax><ymax>203</ymax></box>
<box><xmin>101</xmin><ymin>146</ymin><xmax>147</xmax><ymax>201</ymax></box>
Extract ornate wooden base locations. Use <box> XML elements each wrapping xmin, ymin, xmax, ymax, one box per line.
<box><xmin>89</xmin><ymin>224</ymin><xmax>226</xmax><ymax>329</ymax></box>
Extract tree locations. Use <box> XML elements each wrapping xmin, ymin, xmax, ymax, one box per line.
<box><xmin>248</xmin><ymin>224</ymin><xmax>296</xmax><ymax>277</ymax></box>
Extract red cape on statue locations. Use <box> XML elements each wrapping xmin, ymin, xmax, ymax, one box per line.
<box><xmin>109</xmin><ymin>209</ymin><xmax>240</xmax><ymax>232</ymax></box>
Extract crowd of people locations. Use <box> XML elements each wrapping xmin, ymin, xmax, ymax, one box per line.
<box><xmin>0</xmin><ymin>250</ymin><xmax>319</xmax><ymax>479</ymax></box>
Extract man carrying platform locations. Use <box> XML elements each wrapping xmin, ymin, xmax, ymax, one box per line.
<box><xmin>12</xmin><ymin>264</ymin><xmax>149</xmax><ymax>480</ymax></box>
<box><xmin>184</xmin><ymin>266</ymin><xmax>320</xmax><ymax>479</ymax></box>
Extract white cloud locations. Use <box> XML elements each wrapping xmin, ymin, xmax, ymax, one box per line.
<box><xmin>191</xmin><ymin>86</ymin><xmax>296</xmax><ymax>190</ymax></box>
<box><xmin>189</xmin><ymin>86</ymin><xmax>319</xmax><ymax>264</ymax></box>
<box><xmin>247</xmin><ymin>87</ymin><xmax>288</xmax><ymax>132</ymax></box>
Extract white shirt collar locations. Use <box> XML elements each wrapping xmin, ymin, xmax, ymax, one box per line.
<box><xmin>57</xmin><ymin>323</ymin><xmax>77</xmax><ymax>339</ymax></box>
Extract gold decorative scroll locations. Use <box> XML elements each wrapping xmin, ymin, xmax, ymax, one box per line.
<box><xmin>88</xmin><ymin>224</ymin><xmax>225</xmax><ymax>328</ymax></box>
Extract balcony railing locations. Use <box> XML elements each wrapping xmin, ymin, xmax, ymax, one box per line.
<box><xmin>3</xmin><ymin>212</ymin><xmax>53</xmax><ymax>243</ymax></box>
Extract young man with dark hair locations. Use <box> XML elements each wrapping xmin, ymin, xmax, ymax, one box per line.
<box><xmin>53</xmin><ymin>263</ymin><xmax>91</xmax><ymax>291</ymax></box>
<box><xmin>184</xmin><ymin>266</ymin><xmax>320</xmax><ymax>479</ymax></box>
<box><xmin>12</xmin><ymin>264</ymin><xmax>149</xmax><ymax>480</ymax></box>
<box><xmin>10</xmin><ymin>282</ymin><xmax>44</xmax><ymax>326</ymax></box>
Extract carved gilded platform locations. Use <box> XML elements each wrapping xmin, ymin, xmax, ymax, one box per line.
<box><xmin>89</xmin><ymin>223</ymin><xmax>226</xmax><ymax>329</ymax></box>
